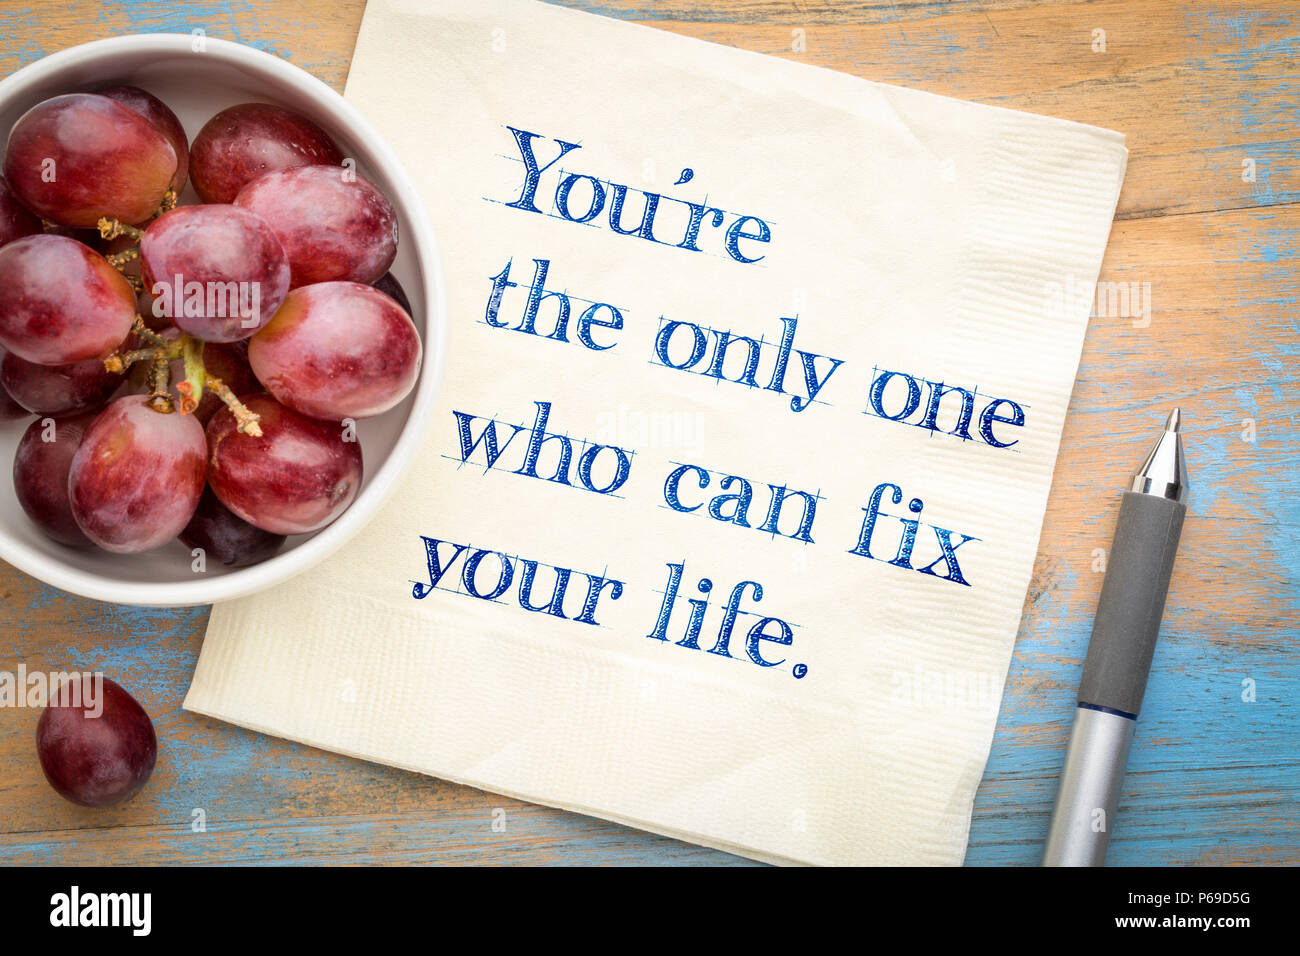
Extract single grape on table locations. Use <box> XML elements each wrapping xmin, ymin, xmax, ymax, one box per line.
<box><xmin>36</xmin><ymin>675</ymin><xmax>157</xmax><ymax>808</ymax></box>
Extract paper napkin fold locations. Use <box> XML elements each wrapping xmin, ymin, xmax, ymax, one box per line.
<box><xmin>185</xmin><ymin>0</ymin><xmax>1127</xmax><ymax>865</ymax></box>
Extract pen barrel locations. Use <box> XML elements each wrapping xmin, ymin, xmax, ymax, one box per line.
<box><xmin>1042</xmin><ymin>705</ymin><xmax>1136</xmax><ymax>866</ymax></box>
<box><xmin>1079</xmin><ymin>491</ymin><xmax>1186</xmax><ymax>717</ymax></box>
<box><xmin>1043</xmin><ymin>490</ymin><xmax>1185</xmax><ymax>867</ymax></box>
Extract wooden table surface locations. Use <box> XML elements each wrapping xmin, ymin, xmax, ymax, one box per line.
<box><xmin>0</xmin><ymin>0</ymin><xmax>1295</xmax><ymax>866</ymax></box>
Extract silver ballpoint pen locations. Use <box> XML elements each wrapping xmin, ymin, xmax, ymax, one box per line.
<box><xmin>1043</xmin><ymin>408</ymin><xmax>1189</xmax><ymax>866</ymax></box>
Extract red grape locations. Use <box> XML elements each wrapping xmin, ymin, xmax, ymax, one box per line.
<box><xmin>0</xmin><ymin>348</ymin><xmax>121</xmax><ymax>416</ymax></box>
<box><xmin>189</xmin><ymin>102</ymin><xmax>342</xmax><ymax>204</ymax></box>
<box><xmin>234</xmin><ymin>164</ymin><xmax>397</xmax><ymax>287</ymax></box>
<box><xmin>0</xmin><ymin>173</ymin><xmax>41</xmax><ymax>248</ymax></box>
<box><xmin>12</xmin><ymin>410</ymin><xmax>98</xmax><ymax>546</ymax></box>
<box><xmin>181</xmin><ymin>486</ymin><xmax>285</xmax><ymax>567</ymax></box>
<box><xmin>97</xmin><ymin>85</ymin><xmax>189</xmax><ymax>193</ymax></box>
<box><xmin>0</xmin><ymin>234</ymin><xmax>136</xmax><ymax>365</ymax></box>
<box><xmin>0</xmin><ymin>377</ymin><xmax>30</xmax><ymax>423</ymax></box>
<box><xmin>249</xmin><ymin>281</ymin><xmax>420</xmax><ymax>420</ymax></box>
<box><xmin>373</xmin><ymin>271</ymin><xmax>412</xmax><ymax>313</ymax></box>
<box><xmin>36</xmin><ymin>675</ymin><xmax>156</xmax><ymax>808</ymax></box>
<box><xmin>40</xmin><ymin>222</ymin><xmax>111</xmax><ymax>252</ymax></box>
<box><xmin>69</xmin><ymin>396</ymin><xmax>207</xmax><ymax>553</ymax></box>
<box><xmin>3</xmin><ymin>93</ymin><xmax>177</xmax><ymax>227</ymax></box>
<box><xmin>207</xmin><ymin>393</ymin><xmax>363</xmax><ymax>535</ymax></box>
<box><xmin>140</xmin><ymin>204</ymin><xmax>290</xmax><ymax>342</ymax></box>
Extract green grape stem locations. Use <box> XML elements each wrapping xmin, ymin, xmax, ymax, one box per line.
<box><xmin>97</xmin><ymin>218</ymin><xmax>144</xmax><ymax>242</ymax></box>
<box><xmin>101</xmin><ymin>322</ymin><xmax>261</xmax><ymax>434</ymax></box>
<box><xmin>105</xmin><ymin>247</ymin><xmax>139</xmax><ymax>269</ymax></box>
<box><xmin>154</xmin><ymin>188</ymin><xmax>179</xmax><ymax>217</ymax></box>
<box><xmin>182</xmin><ymin>336</ymin><xmax>206</xmax><ymax>403</ymax></box>
<box><xmin>104</xmin><ymin>247</ymin><xmax>144</xmax><ymax>294</ymax></box>
<box><xmin>146</xmin><ymin>352</ymin><xmax>173</xmax><ymax>414</ymax></box>
<box><xmin>103</xmin><ymin>348</ymin><xmax>161</xmax><ymax>375</ymax></box>
<box><xmin>204</xmin><ymin>373</ymin><xmax>263</xmax><ymax>437</ymax></box>
<box><xmin>130</xmin><ymin>315</ymin><xmax>169</xmax><ymax>350</ymax></box>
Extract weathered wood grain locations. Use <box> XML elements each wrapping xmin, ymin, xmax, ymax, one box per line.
<box><xmin>0</xmin><ymin>0</ymin><xmax>1295</xmax><ymax>866</ymax></box>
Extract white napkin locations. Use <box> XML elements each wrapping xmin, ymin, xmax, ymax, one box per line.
<box><xmin>184</xmin><ymin>0</ymin><xmax>1127</xmax><ymax>865</ymax></box>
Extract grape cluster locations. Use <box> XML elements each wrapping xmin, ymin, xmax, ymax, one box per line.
<box><xmin>0</xmin><ymin>89</ymin><xmax>422</xmax><ymax>568</ymax></box>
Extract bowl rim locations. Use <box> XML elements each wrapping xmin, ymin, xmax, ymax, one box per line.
<box><xmin>0</xmin><ymin>33</ymin><xmax>447</xmax><ymax>607</ymax></box>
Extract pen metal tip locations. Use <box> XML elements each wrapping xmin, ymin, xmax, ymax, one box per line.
<box><xmin>1131</xmin><ymin>408</ymin><xmax>1188</xmax><ymax>503</ymax></box>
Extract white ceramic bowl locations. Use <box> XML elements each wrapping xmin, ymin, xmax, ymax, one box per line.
<box><xmin>0</xmin><ymin>35</ymin><xmax>446</xmax><ymax>607</ymax></box>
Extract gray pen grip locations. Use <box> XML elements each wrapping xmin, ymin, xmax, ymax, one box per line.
<box><xmin>1078</xmin><ymin>491</ymin><xmax>1185</xmax><ymax>716</ymax></box>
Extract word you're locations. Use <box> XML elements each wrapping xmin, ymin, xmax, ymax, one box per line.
<box><xmin>495</xmin><ymin>126</ymin><xmax>774</xmax><ymax>263</ymax></box>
